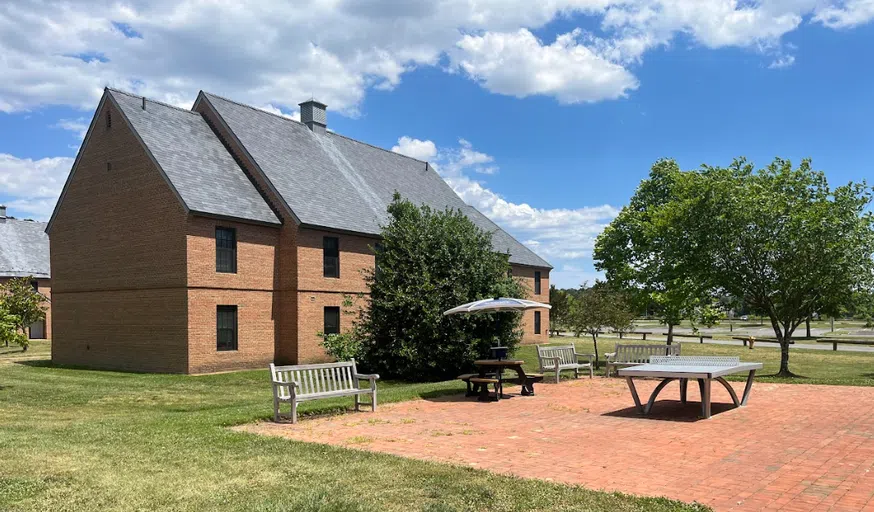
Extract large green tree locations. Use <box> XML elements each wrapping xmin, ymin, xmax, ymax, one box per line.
<box><xmin>600</xmin><ymin>158</ymin><xmax>874</xmax><ymax>376</ymax></box>
<box><xmin>356</xmin><ymin>194</ymin><xmax>525</xmax><ymax>381</ymax></box>
<box><xmin>568</xmin><ymin>284</ymin><xmax>635</xmax><ymax>368</ymax></box>
<box><xmin>0</xmin><ymin>277</ymin><xmax>48</xmax><ymax>351</ymax></box>
<box><xmin>594</xmin><ymin>160</ymin><xmax>706</xmax><ymax>344</ymax></box>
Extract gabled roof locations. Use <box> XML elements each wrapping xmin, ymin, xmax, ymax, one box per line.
<box><xmin>0</xmin><ymin>218</ymin><xmax>50</xmax><ymax>278</ymax></box>
<box><xmin>198</xmin><ymin>92</ymin><xmax>551</xmax><ymax>268</ymax></box>
<box><xmin>106</xmin><ymin>89</ymin><xmax>280</xmax><ymax>226</ymax></box>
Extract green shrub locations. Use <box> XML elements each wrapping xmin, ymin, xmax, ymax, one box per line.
<box><xmin>318</xmin><ymin>332</ymin><xmax>363</xmax><ymax>362</ymax></box>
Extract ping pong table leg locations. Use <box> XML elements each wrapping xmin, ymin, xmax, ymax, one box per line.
<box><xmin>701</xmin><ymin>378</ymin><xmax>712</xmax><ymax>419</ymax></box>
<box><xmin>679</xmin><ymin>378</ymin><xmax>688</xmax><ymax>404</ymax></box>
<box><xmin>715</xmin><ymin>377</ymin><xmax>740</xmax><ymax>407</ymax></box>
<box><xmin>644</xmin><ymin>378</ymin><xmax>675</xmax><ymax>415</ymax></box>
<box><xmin>625</xmin><ymin>377</ymin><xmax>643</xmax><ymax>414</ymax></box>
<box><xmin>741</xmin><ymin>370</ymin><xmax>756</xmax><ymax>406</ymax></box>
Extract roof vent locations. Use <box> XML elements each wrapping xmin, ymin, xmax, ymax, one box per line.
<box><xmin>299</xmin><ymin>99</ymin><xmax>327</xmax><ymax>134</ymax></box>
<box><xmin>0</xmin><ymin>205</ymin><xmax>6</xmax><ymax>223</ymax></box>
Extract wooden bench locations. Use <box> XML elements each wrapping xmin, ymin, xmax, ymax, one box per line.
<box><xmin>817</xmin><ymin>338</ymin><xmax>874</xmax><ymax>351</ymax></box>
<box><xmin>536</xmin><ymin>344</ymin><xmax>594</xmax><ymax>383</ymax></box>
<box><xmin>663</xmin><ymin>332</ymin><xmax>713</xmax><ymax>343</ymax></box>
<box><xmin>618</xmin><ymin>331</ymin><xmax>653</xmax><ymax>340</ymax></box>
<box><xmin>270</xmin><ymin>360</ymin><xmax>379</xmax><ymax>423</ymax></box>
<box><xmin>604</xmin><ymin>343</ymin><xmax>681</xmax><ymax>377</ymax></box>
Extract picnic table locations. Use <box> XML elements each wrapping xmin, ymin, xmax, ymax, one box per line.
<box><xmin>465</xmin><ymin>359</ymin><xmax>543</xmax><ymax>401</ymax></box>
<box><xmin>619</xmin><ymin>356</ymin><xmax>763</xmax><ymax>419</ymax></box>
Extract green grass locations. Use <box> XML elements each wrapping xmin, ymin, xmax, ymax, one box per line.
<box><xmin>0</xmin><ymin>347</ymin><xmax>705</xmax><ymax>512</ymax></box>
<box><xmin>534</xmin><ymin>337</ymin><xmax>874</xmax><ymax>386</ymax></box>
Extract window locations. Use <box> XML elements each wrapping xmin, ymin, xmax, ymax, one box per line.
<box><xmin>216</xmin><ymin>227</ymin><xmax>237</xmax><ymax>273</ymax></box>
<box><xmin>323</xmin><ymin>236</ymin><xmax>339</xmax><ymax>278</ymax></box>
<box><xmin>324</xmin><ymin>306</ymin><xmax>340</xmax><ymax>335</ymax></box>
<box><xmin>534</xmin><ymin>271</ymin><xmax>542</xmax><ymax>295</ymax></box>
<box><xmin>216</xmin><ymin>306</ymin><xmax>238</xmax><ymax>351</ymax></box>
<box><xmin>534</xmin><ymin>311</ymin><xmax>541</xmax><ymax>335</ymax></box>
<box><xmin>30</xmin><ymin>280</ymin><xmax>38</xmax><ymax>292</ymax></box>
<box><xmin>106</xmin><ymin>110</ymin><xmax>112</xmax><ymax>129</ymax></box>
<box><xmin>106</xmin><ymin>162</ymin><xmax>112</xmax><ymax>172</ymax></box>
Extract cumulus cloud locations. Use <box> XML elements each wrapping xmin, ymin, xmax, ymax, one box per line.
<box><xmin>0</xmin><ymin>154</ymin><xmax>74</xmax><ymax>220</ymax></box>
<box><xmin>451</xmin><ymin>28</ymin><xmax>639</xmax><ymax>103</ymax></box>
<box><xmin>52</xmin><ymin>118</ymin><xmax>89</xmax><ymax>140</ymax></box>
<box><xmin>391</xmin><ymin>136</ymin><xmax>438</xmax><ymax>161</ymax></box>
<box><xmin>393</xmin><ymin>135</ymin><xmax>618</xmax><ymax>287</ymax></box>
<box><xmin>1</xmin><ymin>1</ymin><xmax>871</xmax><ymax>115</ymax></box>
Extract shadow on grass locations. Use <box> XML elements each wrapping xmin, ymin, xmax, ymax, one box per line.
<box><xmin>14</xmin><ymin>359</ymin><xmax>172</xmax><ymax>375</ymax></box>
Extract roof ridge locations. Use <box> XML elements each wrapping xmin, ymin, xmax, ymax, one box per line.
<box><xmin>1</xmin><ymin>218</ymin><xmax>48</xmax><ymax>226</ymax></box>
<box><xmin>203</xmin><ymin>90</ymin><xmax>432</xmax><ymax>167</ymax></box>
<box><xmin>106</xmin><ymin>87</ymin><xmax>200</xmax><ymax>116</ymax></box>
<box><xmin>201</xmin><ymin>91</ymin><xmax>308</xmax><ymax>126</ymax></box>
<box><xmin>326</xmin><ymin>130</ymin><xmax>430</xmax><ymax>166</ymax></box>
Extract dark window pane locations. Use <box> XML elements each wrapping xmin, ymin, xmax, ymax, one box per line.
<box><xmin>216</xmin><ymin>227</ymin><xmax>237</xmax><ymax>273</ymax></box>
<box><xmin>217</xmin><ymin>305</ymin><xmax>238</xmax><ymax>351</ymax></box>
<box><xmin>30</xmin><ymin>280</ymin><xmax>38</xmax><ymax>292</ymax></box>
<box><xmin>323</xmin><ymin>236</ymin><xmax>339</xmax><ymax>278</ymax></box>
<box><xmin>324</xmin><ymin>306</ymin><xmax>340</xmax><ymax>335</ymax></box>
<box><xmin>534</xmin><ymin>271</ymin><xmax>542</xmax><ymax>295</ymax></box>
<box><xmin>534</xmin><ymin>311</ymin><xmax>541</xmax><ymax>334</ymax></box>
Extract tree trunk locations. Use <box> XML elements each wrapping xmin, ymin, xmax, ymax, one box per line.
<box><xmin>779</xmin><ymin>339</ymin><xmax>791</xmax><ymax>376</ymax></box>
<box><xmin>806</xmin><ymin>317</ymin><xmax>811</xmax><ymax>339</ymax></box>
<box><xmin>591</xmin><ymin>333</ymin><xmax>599</xmax><ymax>370</ymax></box>
<box><xmin>666</xmin><ymin>323</ymin><xmax>674</xmax><ymax>345</ymax></box>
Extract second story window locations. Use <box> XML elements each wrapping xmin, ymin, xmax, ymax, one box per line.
<box><xmin>216</xmin><ymin>227</ymin><xmax>237</xmax><ymax>273</ymax></box>
<box><xmin>323</xmin><ymin>236</ymin><xmax>339</xmax><ymax>278</ymax></box>
<box><xmin>534</xmin><ymin>271</ymin><xmax>542</xmax><ymax>295</ymax></box>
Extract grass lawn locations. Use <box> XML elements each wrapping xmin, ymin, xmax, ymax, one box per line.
<box><xmin>0</xmin><ymin>344</ymin><xmax>705</xmax><ymax>512</ymax></box>
<box><xmin>532</xmin><ymin>336</ymin><xmax>874</xmax><ymax>386</ymax></box>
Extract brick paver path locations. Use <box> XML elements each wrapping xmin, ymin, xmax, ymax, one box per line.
<box><xmin>242</xmin><ymin>378</ymin><xmax>874</xmax><ymax>511</ymax></box>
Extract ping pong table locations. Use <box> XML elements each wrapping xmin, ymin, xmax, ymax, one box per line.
<box><xmin>618</xmin><ymin>356</ymin><xmax>763</xmax><ymax>419</ymax></box>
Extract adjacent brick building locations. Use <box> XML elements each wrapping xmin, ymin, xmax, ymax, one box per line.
<box><xmin>0</xmin><ymin>206</ymin><xmax>52</xmax><ymax>340</ymax></box>
<box><xmin>48</xmin><ymin>88</ymin><xmax>551</xmax><ymax>373</ymax></box>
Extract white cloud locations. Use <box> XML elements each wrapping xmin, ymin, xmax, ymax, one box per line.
<box><xmin>1</xmin><ymin>1</ymin><xmax>872</xmax><ymax>115</ymax></box>
<box><xmin>391</xmin><ymin>136</ymin><xmax>438</xmax><ymax>161</ymax></box>
<box><xmin>451</xmin><ymin>28</ymin><xmax>639</xmax><ymax>104</ymax></box>
<box><xmin>394</xmin><ymin>135</ymin><xmax>618</xmax><ymax>287</ymax></box>
<box><xmin>0</xmin><ymin>154</ymin><xmax>73</xmax><ymax>220</ymax></box>
<box><xmin>258</xmin><ymin>105</ymin><xmax>301</xmax><ymax>122</ymax></box>
<box><xmin>768</xmin><ymin>54</ymin><xmax>796</xmax><ymax>69</ymax></box>
<box><xmin>814</xmin><ymin>0</ymin><xmax>874</xmax><ymax>28</ymax></box>
<box><xmin>53</xmin><ymin>117</ymin><xmax>89</xmax><ymax>140</ymax></box>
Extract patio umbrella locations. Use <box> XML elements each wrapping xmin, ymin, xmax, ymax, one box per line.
<box><xmin>443</xmin><ymin>297</ymin><xmax>551</xmax><ymax>359</ymax></box>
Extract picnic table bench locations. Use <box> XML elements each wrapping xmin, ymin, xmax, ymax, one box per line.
<box><xmin>618</xmin><ymin>331</ymin><xmax>653</xmax><ymax>340</ymax></box>
<box><xmin>604</xmin><ymin>343</ymin><xmax>681</xmax><ymax>377</ymax></box>
<box><xmin>270</xmin><ymin>360</ymin><xmax>379</xmax><ymax>423</ymax></box>
<box><xmin>817</xmin><ymin>338</ymin><xmax>874</xmax><ymax>351</ymax></box>
<box><xmin>663</xmin><ymin>332</ymin><xmax>713</xmax><ymax>343</ymax></box>
<box><xmin>460</xmin><ymin>361</ymin><xmax>544</xmax><ymax>401</ymax></box>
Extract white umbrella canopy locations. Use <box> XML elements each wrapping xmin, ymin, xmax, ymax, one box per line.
<box><xmin>443</xmin><ymin>297</ymin><xmax>552</xmax><ymax>316</ymax></box>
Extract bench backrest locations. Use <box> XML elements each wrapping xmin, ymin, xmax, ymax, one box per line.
<box><xmin>270</xmin><ymin>360</ymin><xmax>359</xmax><ymax>399</ymax></box>
<box><xmin>614</xmin><ymin>344</ymin><xmax>680</xmax><ymax>364</ymax></box>
<box><xmin>536</xmin><ymin>344</ymin><xmax>577</xmax><ymax>366</ymax></box>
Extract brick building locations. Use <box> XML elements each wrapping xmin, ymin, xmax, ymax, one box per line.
<box><xmin>0</xmin><ymin>206</ymin><xmax>51</xmax><ymax>340</ymax></box>
<box><xmin>48</xmin><ymin>88</ymin><xmax>551</xmax><ymax>373</ymax></box>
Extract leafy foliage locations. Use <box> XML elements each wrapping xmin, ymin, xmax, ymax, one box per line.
<box><xmin>355</xmin><ymin>194</ymin><xmax>525</xmax><ymax>381</ymax></box>
<box><xmin>0</xmin><ymin>277</ymin><xmax>48</xmax><ymax>351</ymax></box>
<box><xmin>548</xmin><ymin>285</ymin><xmax>570</xmax><ymax>335</ymax></box>
<box><xmin>597</xmin><ymin>157</ymin><xmax>874</xmax><ymax>375</ymax></box>
<box><xmin>567</xmin><ymin>285</ymin><xmax>635</xmax><ymax>368</ymax></box>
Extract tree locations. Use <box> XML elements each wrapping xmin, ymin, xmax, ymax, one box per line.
<box><xmin>568</xmin><ymin>285</ymin><xmax>635</xmax><ymax>368</ymax></box>
<box><xmin>594</xmin><ymin>160</ymin><xmax>706</xmax><ymax>344</ymax></box>
<box><xmin>604</xmin><ymin>157</ymin><xmax>874</xmax><ymax>376</ymax></box>
<box><xmin>355</xmin><ymin>194</ymin><xmax>525</xmax><ymax>381</ymax></box>
<box><xmin>548</xmin><ymin>285</ymin><xmax>570</xmax><ymax>336</ymax></box>
<box><xmin>0</xmin><ymin>277</ymin><xmax>48</xmax><ymax>351</ymax></box>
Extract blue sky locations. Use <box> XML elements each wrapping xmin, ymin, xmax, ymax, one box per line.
<box><xmin>2</xmin><ymin>1</ymin><xmax>874</xmax><ymax>288</ymax></box>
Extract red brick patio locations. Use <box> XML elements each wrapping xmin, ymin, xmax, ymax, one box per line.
<box><xmin>241</xmin><ymin>378</ymin><xmax>874</xmax><ymax>511</ymax></box>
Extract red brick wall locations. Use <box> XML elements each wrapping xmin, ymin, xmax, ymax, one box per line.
<box><xmin>512</xmin><ymin>264</ymin><xmax>550</xmax><ymax>344</ymax></box>
<box><xmin>185</xmin><ymin>216</ymin><xmax>278</xmax><ymax>372</ymax></box>
<box><xmin>50</xmin><ymin>98</ymin><xmax>189</xmax><ymax>372</ymax></box>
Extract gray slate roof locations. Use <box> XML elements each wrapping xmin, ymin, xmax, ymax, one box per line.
<box><xmin>0</xmin><ymin>218</ymin><xmax>50</xmax><ymax>278</ymax></box>
<box><xmin>108</xmin><ymin>89</ymin><xmax>279</xmax><ymax>225</ymax></box>
<box><xmin>201</xmin><ymin>92</ymin><xmax>551</xmax><ymax>268</ymax></box>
